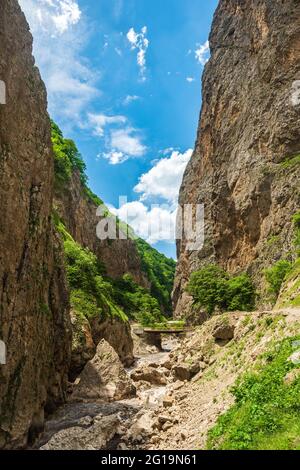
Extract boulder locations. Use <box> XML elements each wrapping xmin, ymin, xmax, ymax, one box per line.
<box><xmin>126</xmin><ymin>411</ymin><xmax>155</xmax><ymax>443</ymax></box>
<box><xmin>212</xmin><ymin>322</ymin><xmax>235</xmax><ymax>341</ymax></box>
<box><xmin>163</xmin><ymin>396</ymin><xmax>174</xmax><ymax>408</ymax></box>
<box><xmin>71</xmin><ymin>340</ymin><xmax>136</xmax><ymax>402</ymax></box>
<box><xmin>131</xmin><ymin>365</ymin><xmax>168</xmax><ymax>385</ymax></box>
<box><xmin>40</xmin><ymin>414</ymin><xmax>120</xmax><ymax>450</ymax></box>
<box><xmin>172</xmin><ymin>361</ymin><xmax>200</xmax><ymax>381</ymax></box>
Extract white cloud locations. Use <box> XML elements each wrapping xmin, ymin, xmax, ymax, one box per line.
<box><xmin>195</xmin><ymin>40</ymin><xmax>210</xmax><ymax>65</ymax></box>
<box><xmin>102</xmin><ymin>151</ymin><xmax>128</xmax><ymax>165</ymax></box>
<box><xmin>134</xmin><ymin>149</ymin><xmax>192</xmax><ymax>204</ymax></box>
<box><xmin>110</xmin><ymin>148</ymin><xmax>192</xmax><ymax>243</ymax></box>
<box><xmin>19</xmin><ymin>0</ymin><xmax>99</xmax><ymax>123</ymax></box>
<box><xmin>127</xmin><ymin>26</ymin><xmax>149</xmax><ymax>80</ymax></box>
<box><xmin>88</xmin><ymin>113</ymin><xmax>127</xmax><ymax>137</ymax></box>
<box><xmin>20</xmin><ymin>0</ymin><xmax>81</xmax><ymax>35</ymax></box>
<box><xmin>89</xmin><ymin>115</ymin><xmax>145</xmax><ymax>165</ymax></box>
<box><xmin>186</xmin><ymin>77</ymin><xmax>195</xmax><ymax>83</ymax></box>
<box><xmin>111</xmin><ymin>201</ymin><xmax>177</xmax><ymax>244</ymax></box>
<box><xmin>110</xmin><ymin>128</ymin><xmax>146</xmax><ymax>157</ymax></box>
<box><xmin>123</xmin><ymin>95</ymin><xmax>140</xmax><ymax>105</ymax></box>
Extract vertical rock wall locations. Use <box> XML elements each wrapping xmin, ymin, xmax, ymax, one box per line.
<box><xmin>0</xmin><ymin>0</ymin><xmax>71</xmax><ymax>448</ymax></box>
<box><xmin>174</xmin><ymin>0</ymin><xmax>300</xmax><ymax>318</ymax></box>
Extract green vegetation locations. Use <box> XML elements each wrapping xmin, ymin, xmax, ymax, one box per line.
<box><xmin>57</xmin><ymin>220</ymin><xmax>127</xmax><ymax>322</ymax></box>
<box><xmin>111</xmin><ymin>274</ymin><xmax>166</xmax><ymax>326</ymax></box>
<box><xmin>281</xmin><ymin>153</ymin><xmax>300</xmax><ymax>169</ymax></box>
<box><xmin>55</xmin><ymin>218</ymin><xmax>167</xmax><ymax>326</ymax></box>
<box><xmin>51</xmin><ymin>121</ymin><xmax>87</xmax><ymax>186</ymax></box>
<box><xmin>136</xmin><ymin>238</ymin><xmax>176</xmax><ymax>315</ymax></box>
<box><xmin>51</xmin><ymin>121</ymin><xmax>105</xmax><ymax>207</ymax></box>
<box><xmin>187</xmin><ymin>265</ymin><xmax>256</xmax><ymax>315</ymax></box>
<box><xmin>265</xmin><ymin>260</ymin><xmax>293</xmax><ymax>296</ymax></box>
<box><xmin>51</xmin><ymin>122</ymin><xmax>176</xmax><ymax>324</ymax></box>
<box><xmin>207</xmin><ymin>336</ymin><xmax>300</xmax><ymax>450</ymax></box>
<box><xmin>144</xmin><ymin>320</ymin><xmax>186</xmax><ymax>331</ymax></box>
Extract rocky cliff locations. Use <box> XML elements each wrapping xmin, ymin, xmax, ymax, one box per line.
<box><xmin>54</xmin><ymin>170</ymin><xmax>149</xmax><ymax>288</ymax></box>
<box><xmin>0</xmin><ymin>0</ymin><xmax>71</xmax><ymax>448</ymax></box>
<box><xmin>51</xmin><ymin>124</ymin><xmax>175</xmax><ymax>376</ymax></box>
<box><xmin>174</xmin><ymin>0</ymin><xmax>300</xmax><ymax>318</ymax></box>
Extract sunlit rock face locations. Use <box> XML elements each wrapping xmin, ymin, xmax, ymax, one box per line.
<box><xmin>0</xmin><ymin>0</ymin><xmax>71</xmax><ymax>448</ymax></box>
<box><xmin>174</xmin><ymin>0</ymin><xmax>300</xmax><ymax>318</ymax></box>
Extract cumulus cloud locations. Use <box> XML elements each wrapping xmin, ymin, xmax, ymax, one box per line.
<box><xmin>195</xmin><ymin>40</ymin><xmax>210</xmax><ymax>65</ymax></box>
<box><xmin>111</xmin><ymin>201</ymin><xmax>177</xmax><ymax>244</ymax></box>
<box><xmin>134</xmin><ymin>149</ymin><xmax>193</xmax><ymax>204</ymax></box>
<box><xmin>127</xmin><ymin>26</ymin><xmax>149</xmax><ymax>80</ymax></box>
<box><xmin>19</xmin><ymin>0</ymin><xmax>98</xmax><ymax>122</ymax></box>
<box><xmin>102</xmin><ymin>151</ymin><xmax>128</xmax><ymax>165</ymax></box>
<box><xmin>95</xmin><ymin>125</ymin><xmax>146</xmax><ymax>165</ymax></box>
<box><xmin>110</xmin><ymin>128</ymin><xmax>146</xmax><ymax>157</ymax></box>
<box><xmin>108</xmin><ymin>148</ymin><xmax>192</xmax><ymax>243</ymax></box>
<box><xmin>88</xmin><ymin>113</ymin><xmax>127</xmax><ymax>137</ymax></box>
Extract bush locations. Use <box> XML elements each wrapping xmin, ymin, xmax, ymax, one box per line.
<box><xmin>207</xmin><ymin>337</ymin><xmax>300</xmax><ymax>450</ymax></box>
<box><xmin>51</xmin><ymin>121</ymin><xmax>87</xmax><ymax>186</ymax></box>
<box><xmin>227</xmin><ymin>274</ymin><xmax>256</xmax><ymax>311</ymax></box>
<box><xmin>265</xmin><ymin>260</ymin><xmax>292</xmax><ymax>296</ymax></box>
<box><xmin>187</xmin><ymin>265</ymin><xmax>229</xmax><ymax>315</ymax></box>
<box><xmin>187</xmin><ymin>265</ymin><xmax>256</xmax><ymax>315</ymax></box>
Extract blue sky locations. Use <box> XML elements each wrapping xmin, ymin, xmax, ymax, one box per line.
<box><xmin>19</xmin><ymin>0</ymin><xmax>218</xmax><ymax>258</ymax></box>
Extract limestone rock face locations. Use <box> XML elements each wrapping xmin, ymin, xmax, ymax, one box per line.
<box><xmin>174</xmin><ymin>0</ymin><xmax>300</xmax><ymax>318</ymax></box>
<box><xmin>71</xmin><ymin>340</ymin><xmax>136</xmax><ymax>402</ymax></box>
<box><xmin>0</xmin><ymin>0</ymin><xmax>71</xmax><ymax>448</ymax></box>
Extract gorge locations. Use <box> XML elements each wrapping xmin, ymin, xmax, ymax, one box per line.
<box><xmin>0</xmin><ymin>0</ymin><xmax>300</xmax><ymax>452</ymax></box>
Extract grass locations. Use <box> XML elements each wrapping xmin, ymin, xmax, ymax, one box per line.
<box><xmin>207</xmin><ymin>336</ymin><xmax>300</xmax><ymax>450</ymax></box>
<box><xmin>281</xmin><ymin>153</ymin><xmax>300</xmax><ymax>169</ymax></box>
<box><xmin>143</xmin><ymin>320</ymin><xmax>186</xmax><ymax>330</ymax></box>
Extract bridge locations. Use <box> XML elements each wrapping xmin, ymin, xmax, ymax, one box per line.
<box><xmin>143</xmin><ymin>327</ymin><xmax>187</xmax><ymax>334</ymax></box>
<box><xmin>133</xmin><ymin>324</ymin><xmax>191</xmax><ymax>350</ymax></box>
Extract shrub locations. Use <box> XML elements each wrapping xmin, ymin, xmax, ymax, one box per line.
<box><xmin>187</xmin><ymin>265</ymin><xmax>256</xmax><ymax>315</ymax></box>
<box><xmin>51</xmin><ymin>121</ymin><xmax>87</xmax><ymax>186</ymax></box>
<box><xmin>227</xmin><ymin>274</ymin><xmax>256</xmax><ymax>311</ymax></box>
<box><xmin>265</xmin><ymin>260</ymin><xmax>292</xmax><ymax>296</ymax></box>
<box><xmin>187</xmin><ymin>265</ymin><xmax>229</xmax><ymax>315</ymax></box>
<box><xmin>207</xmin><ymin>337</ymin><xmax>300</xmax><ymax>450</ymax></box>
